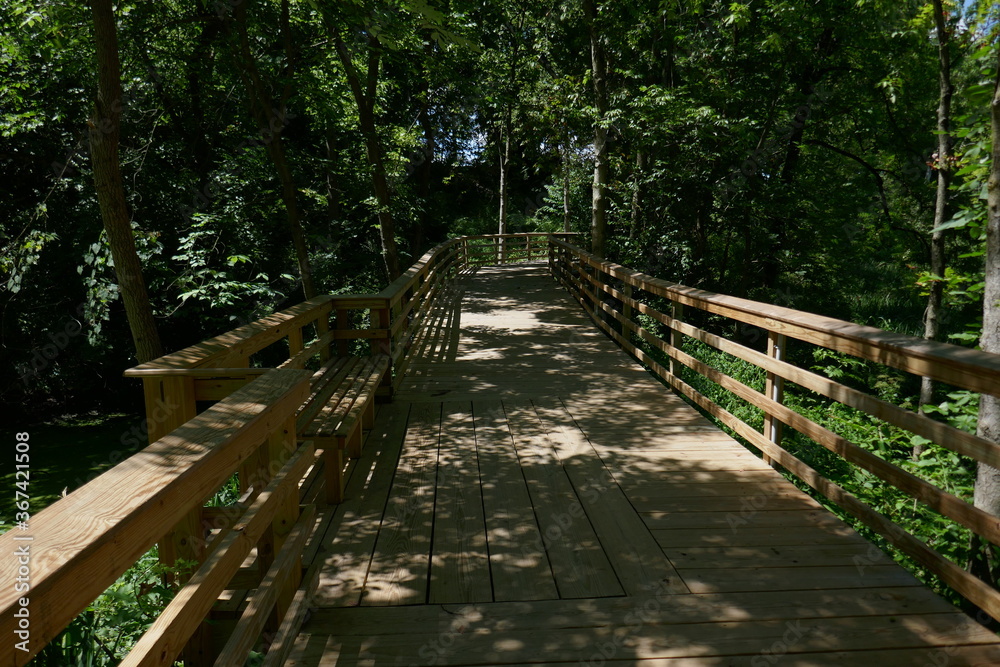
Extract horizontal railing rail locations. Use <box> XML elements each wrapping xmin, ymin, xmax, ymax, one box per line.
<box><xmin>549</xmin><ymin>237</ymin><xmax>1000</xmax><ymax>620</ymax></box>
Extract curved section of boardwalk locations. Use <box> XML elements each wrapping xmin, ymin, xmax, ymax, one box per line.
<box><xmin>287</xmin><ymin>264</ymin><xmax>1000</xmax><ymax>665</ymax></box>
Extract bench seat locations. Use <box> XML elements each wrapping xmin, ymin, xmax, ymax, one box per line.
<box><xmin>295</xmin><ymin>354</ymin><xmax>390</xmax><ymax>503</ymax></box>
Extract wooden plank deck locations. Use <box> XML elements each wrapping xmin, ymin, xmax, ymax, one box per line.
<box><xmin>287</xmin><ymin>263</ymin><xmax>1000</xmax><ymax>665</ymax></box>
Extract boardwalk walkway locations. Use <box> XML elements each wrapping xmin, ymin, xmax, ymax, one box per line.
<box><xmin>287</xmin><ymin>263</ymin><xmax>1000</xmax><ymax>665</ymax></box>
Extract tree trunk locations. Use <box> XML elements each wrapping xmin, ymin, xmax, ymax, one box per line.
<box><xmin>89</xmin><ymin>0</ymin><xmax>163</xmax><ymax>364</ymax></box>
<box><xmin>972</xmin><ymin>44</ymin><xmax>1000</xmax><ymax>586</ymax></box>
<box><xmin>584</xmin><ymin>0</ymin><xmax>609</xmax><ymax>258</ymax></box>
<box><xmin>268</xmin><ymin>136</ymin><xmax>316</xmax><ymax>298</ymax></box>
<box><xmin>915</xmin><ymin>0</ymin><xmax>953</xmax><ymax>459</ymax></box>
<box><xmin>497</xmin><ymin>129</ymin><xmax>511</xmax><ymax>263</ymax></box>
<box><xmin>499</xmin><ymin>130</ymin><xmax>510</xmax><ymax>237</ymax></box>
<box><xmin>414</xmin><ymin>40</ymin><xmax>435</xmax><ymax>255</ymax></box>
<box><xmin>335</xmin><ymin>34</ymin><xmax>401</xmax><ymax>281</ymax></box>
<box><xmin>325</xmin><ymin>129</ymin><xmax>341</xmax><ymax>221</ymax></box>
<box><xmin>761</xmin><ymin>27</ymin><xmax>835</xmax><ymax>290</ymax></box>
<box><xmin>235</xmin><ymin>0</ymin><xmax>316</xmax><ymax>298</ymax></box>
<box><xmin>563</xmin><ymin>130</ymin><xmax>572</xmax><ymax>233</ymax></box>
<box><xmin>630</xmin><ymin>151</ymin><xmax>647</xmax><ymax>240</ymax></box>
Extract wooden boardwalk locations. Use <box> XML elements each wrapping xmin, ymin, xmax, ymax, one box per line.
<box><xmin>287</xmin><ymin>264</ymin><xmax>1000</xmax><ymax>665</ymax></box>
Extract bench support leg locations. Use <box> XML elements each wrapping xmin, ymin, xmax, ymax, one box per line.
<box><xmin>345</xmin><ymin>426</ymin><xmax>363</xmax><ymax>459</ymax></box>
<box><xmin>324</xmin><ymin>447</ymin><xmax>345</xmax><ymax>505</ymax></box>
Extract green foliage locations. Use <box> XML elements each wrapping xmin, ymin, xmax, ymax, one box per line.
<box><xmin>170</xmin><ymin>216</ymin><xmax>289</xmax><ymax>311</ymax></box>
<box><xmin>33</xmin><ymin>548</ymin><xmax>192</xmax><ymax>667</ymax></box>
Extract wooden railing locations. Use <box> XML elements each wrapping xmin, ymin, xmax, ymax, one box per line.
<box><xmin>550</xmin><ymin>237</ymin><xmax>1000</xmax><ymax>620</ymax></box>
<box><xmin>0</xmin><ymin>369</ymin><xmax>314</xmax><ymax>666</ymax></box>
<box><xmin>0</xmin><ymin>232</ymin><xmax>569</xmax><ymax>665</ymax></box>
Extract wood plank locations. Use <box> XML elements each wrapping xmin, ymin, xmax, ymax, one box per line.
<box><xmin>429</xmin><ymin>402</ymin><xmax>492</xmax><ymax>604</ymax></box>
<box><xmin>472</xmin><ymin>400</ymin><xmax>558</xmax><ymax>602</ymax></box>
<box><xmin>600</xmin><ymin>448</ymin><xmax>775</xmax><ymax>474</ymax></box>
<box><xmin>621</xmin><ymin>480</ymin><xmax>805</xmax><ymax>498</ymax></box>
<box><xmin>289</xmin><ymin>611</ymin><xmax>998</xmax><ymax>666</ymax></box>
<box><xmin>662</xmin><ymin>543</ymin><xmax>892</xmax><ymax>569</ymax></box>
<box><xmin>641</xmin><ymin>509</ymin><xmax>849</xmax><ymax>531</ymax></box>
<box><xmin>361</xmin><ymin>402</ymin><xmax>440</xmax><ymax>606</ymax></box>
<box><xmin>678</xmin><ymin>563</ymin><xmax>922</xmax><ymax>594</ymax></box>
<box><xmin>333</xmin><ymin>356</ymin><xmax>389</xmax><ymax>438</ymax></box>
<box><xmin>301</xmin><ymin>587</ymin><xmax>964</xmax><ymax>637</ymax></box>
<box><xmin>633</xmin><ymin>493</ymin><xmax>824</xmax><ymax>514</ymax></box>
<box><xmin>503</xmin><ymin>400</ymin><xmax>625</xmax><ymax>599</ymax></box>
<box><xmin>530</xmin><ymin>399</ymin><xmax>688</xmax><ymax>596</ymax></box>
<box><xmin>295</xmin><ymin>357</ymin><xmax>354</xmax><ymax>434</ymax></box>
<box><xmin>312</xmin><ymin>402</ymin><xmax>409</xmax><ymax>607</ymax></box>
<box><xmin>653</xmin><ymin>526</ymin><xmax>869</xmax><ymax>548</ymax></box>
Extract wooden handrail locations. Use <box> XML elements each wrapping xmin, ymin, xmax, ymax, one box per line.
<box><xmin>125</xmin><ymin>296</ymin><xmax>335</xmax><ymax>374</ymax></box>
<box><xmin>549</xmin><ymin>237</ymin><xmax>1000</xmax><ymax>620</ymax></box>
<box><xmin>551</xmin><ymin>237</ymin><xmax>1000</xmax><ymax>396</ymax></box>
<box><xmin>0</xmin><ymin>369</ymin><xmax>312</xmax><ymax>666</ymax></box>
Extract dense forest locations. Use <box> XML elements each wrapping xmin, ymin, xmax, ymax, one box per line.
<box><xmin>0</xmin><ymin>0</ymin><xmax>994</xmax><ymax>419</ymax></box>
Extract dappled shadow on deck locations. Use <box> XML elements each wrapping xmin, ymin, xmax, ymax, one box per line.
<box><xmin>398</xmin><ymin>263</ymin><xmax>651</xmax><ymax>401</ymax></box>
<box><xmin>287</xmin><ymin>264</ymin><xmax>1000</xmax><ymax>666</ymax></box>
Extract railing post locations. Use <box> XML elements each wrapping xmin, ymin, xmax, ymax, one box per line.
<box><xmin>143</xmin><ymin>376</ymin><xmax>213</xmax><ymax>665</ymax></box>
<box><xmin>316</xmin><ymin>314</ymin><xmax>331</xmax><ymax>362</ymax></box>
<box><xmin>268</xmin><ymin>416</ymin><xmax>301</xmax><ymax>621</ymax></box>
<box><xmin>622</xmin><ymin>283</ymin><xmax>632</xmax><ymax>328</ymax></box>
<box><xmin>577</xmin><ymin>256</ymin><xmax>589</xmax><ymax>306</ymax></box>
<box><xmin>336</xmin><ymin>308</ymin><xmax>349</xmax><ymax>357</ymax></box>
<box><xmin>669</xmin><ymin>303</ymin><xmax>684</xmax><ymax>379</ymax></box>
<box><xmin>762</xmin><ymin>331</ymin><xmax>786</xmax><ymax>467</ymax></box>
<box><xmin>288</xmin><ymin>326</ymin><xmax>303</xmax><ymax>358</ymax></box>
<box><xmin>372</xmin><ymin>300</ymin><xmax>393</xmax><ymax>396</ymax></box>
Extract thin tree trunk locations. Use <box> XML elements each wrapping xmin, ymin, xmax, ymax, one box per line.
<box><xmin>584</xmin><ymin>0</ymin><xmax>609</xmax><ymax>258</ymax></box>
<box><xmin>335</xmin><ymin>34</ymin><xmax>401</xmax><ymax>280</ymax></box>
<box><xmin>915</xmin><ymin>0</ymin><xmax>953</xmax><ymax>459</ymax></box>
<box><xmin>497</xmin><ymin>14</ymin><xmax>522</xmax><ymax>261</ymax></box>
<box><xmin>268</xmin><ymin>136</ymin><xmax>316</xmax><ymax>297</ymax></box>
<box><xmin>971</xmin><ymin>44</ymin><xmax>1000</xmax><ymax>587</ymax></box>
<box><xmin>325</xmin><ymin>130</ymin><xmax>341</xmax><ymax>220</ymax></box>
<box><xmin>761</xmin><ymin>27</ymin><xmax>835</xmax><ymax>290</ymax></box>
<box><xmin>235</xmin><ymin>0</ymin><xmax>316</xmax><ymax>298</ymax></box>
<box><xmin>563</xmin><ymin>130</ymin><xmax>572</xmax><ymax>233</ymax></box>
<box><xmin>414</xmin><ymin>38</ymin><xmax>435</xmax><ymax>254</ymax></box>
<box><xmin>89</xmin><ymin>0</ymin><xmax>163</xmax><ymax>364</ymax></box>
<box><xmin>630</xmin><ymin>151</ymin><xmax>647</xmax><ymax>240</ymax></box>
<box><xmin>497</xmin><ymin>129</ymin><xmax>511</xmax><ymax>263</ymax></box>
<box><xmin>499</xmin><ymin>130</ymin><xmax>510</xmax><ymax>236</ymax></box>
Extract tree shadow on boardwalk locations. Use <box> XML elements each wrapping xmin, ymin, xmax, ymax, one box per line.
<box><xmin>288</xmin><ymin>264</ymin><xmax>1000</xmax><ymax>666</ymax></box>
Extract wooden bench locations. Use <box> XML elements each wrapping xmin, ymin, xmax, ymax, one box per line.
<box><xmin>293</xmin><ymin>354</ymin><xmax>390</xmax><ymax>503</ymax></box>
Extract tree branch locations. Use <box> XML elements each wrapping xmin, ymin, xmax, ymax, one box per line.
<box><xmin>805</xmin><ymin>138</ymin><xmax>892</xmax><ymax>224</ymax></box>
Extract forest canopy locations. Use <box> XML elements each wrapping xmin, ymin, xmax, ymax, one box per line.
<box><xmin>1</xmin><ymin>0</ymin><xmax>996</xmax><ymax>423</ymax></box>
